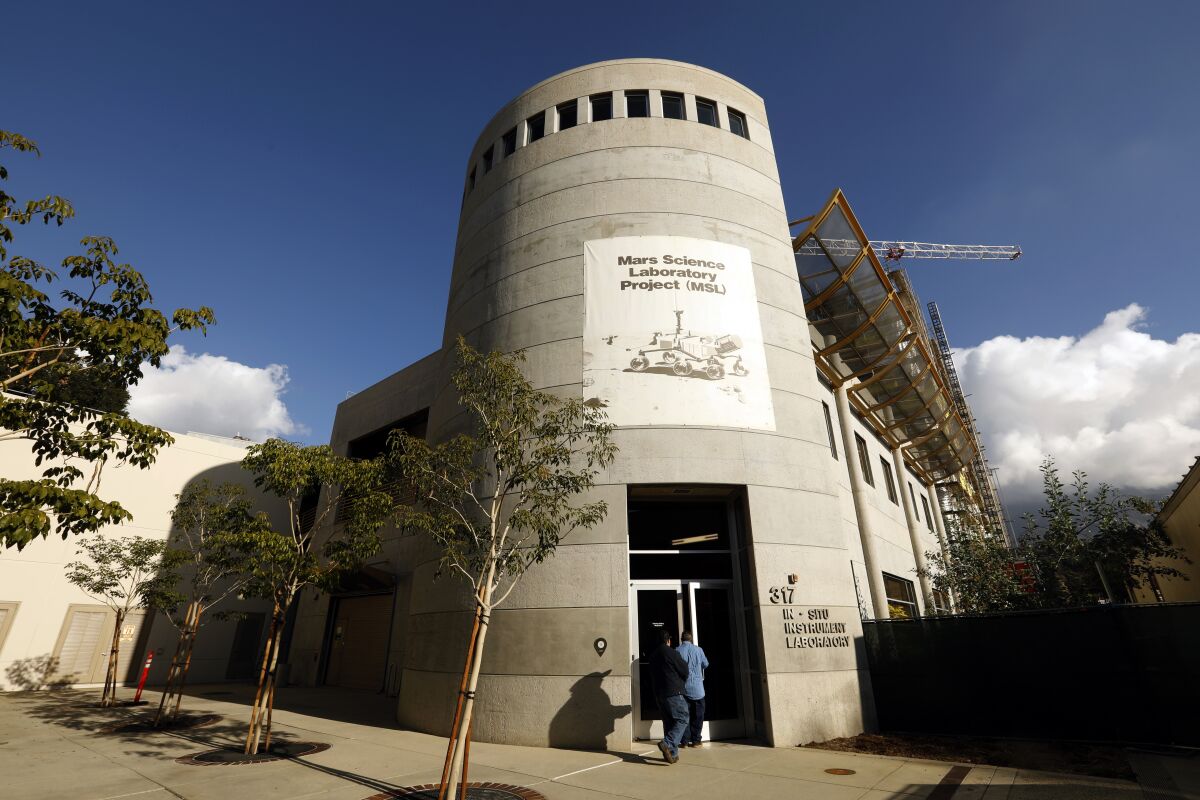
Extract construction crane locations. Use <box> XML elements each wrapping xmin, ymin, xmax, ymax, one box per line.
<box><xmin>795</xmin><ymin>237</ymin><xmax>1022</xmax><ymax>262</ymax></box>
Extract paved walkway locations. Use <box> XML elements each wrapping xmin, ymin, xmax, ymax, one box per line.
<box><xmin>0</xmin><ymin>684</ymin><xmax>1193</xmax><ymax>800</ymax></box>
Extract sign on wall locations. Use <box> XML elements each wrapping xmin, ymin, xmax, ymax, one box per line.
<box><xmin>583</xmin><ymin>236</ymin><xmax>775</xmax><ymax>431</ymax></box>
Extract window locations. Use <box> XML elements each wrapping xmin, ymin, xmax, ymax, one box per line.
<box><xmin>502</xmin><ymin>127</ymin><xmax>517</xmax><ymax>157</ymax></box>
<box><xmin>822</xmin><ymin>402</ymin><xmax>838</xmax><ymax>460</ymax></box>
<box><xmin>557</xmin><ymin>100</ymin><xmax>577</xmax><ymax>131</ymax></box>
<box><xmin>526</xmin><ymin>112</ymin><xmax>545</xmax><ymax>143</ymax></box>
<box><xmin>920</xmin><ymin>495</ymin><xmax>934</xmax><ymax>530</ymax></box>
<box><xmin>880</xmin><ymin>457</ymin><xmax>898</xmax><ymax>504</ymax></box>
<box><xmin>696</xmin><ymin>97</ymin><xmax>718</xmax><ymax>127</ymax></box>
<box><xmin>340</xmin><ymin>409</ymin><xmax>430</xmax><ymax>520</ymax></box>
<box><xmin>932</xmin><ymin>589</ymin><xmax>951</xmax><ymax>615</ymax></box>
<box><xmin>908</xmin><ymin>482</ymin><xmax>918</xmax><ymax>510</ymax></box>
<box><xmin>482</xmin><ymin>146</ymin><xmax>494</xmax><ymax>174</ymax></box>
<box><xmin>590</xmin><ymin>92</ymin><xmax>613</xmax><ymax>121</ymax></box>
<box><xmin>727</xmin><ymin>108</ymin><xmax>749</xmax><ymax>139</ymax></box>
<box><xmin>661</xmin><ymin>92</ymin><xmax>685</xmax><ymax>120</ymax></box>
<box><xmin>467</xmin><ymin>168</ymin><xmax>476</xmax><ymax>192</ymax></box>
<box><xmin>626</xmin><ymin>90</ymin><xmax>649</xmax><ymax>118</ymax></box>
<box><xmin>883</xmin><ymin>573</ymin><xmax>919</xmax><ymax>619</ymax></box>
<box><xmin>855</xmin><ymin>434</ymin><xmax>874</xmax><ymax>486</ymax></box>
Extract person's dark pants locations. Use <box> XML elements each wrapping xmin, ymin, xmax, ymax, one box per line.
<box><xmin>685</xmin><ymin>696</ymin><xmax>705</xmax><ymax>745</ymax></box>
<box><xmin>656</xmin><ymin>694</ymin><xmax>689</xmax><ymax>756</ymax></box>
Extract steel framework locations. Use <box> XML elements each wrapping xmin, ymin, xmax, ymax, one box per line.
<box><xmin>926</xmin><ymin>300</ymin><xmax>1014</xmax><ymax>544</ymax></box>
<box><xmin>795</xmin><ymin>238</ymin><xmax>1022</xmax><ymax>263</ymax></box>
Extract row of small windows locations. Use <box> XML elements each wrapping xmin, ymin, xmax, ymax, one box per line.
<box><xmin>821</xmin><ymin>401</ymin><xmax>934</xmax><ymax>532</ymax></box>
<box><xmin>466</xmin><ymin>90</ymin><xmax>751</xmax><ymax>193</ymax></box>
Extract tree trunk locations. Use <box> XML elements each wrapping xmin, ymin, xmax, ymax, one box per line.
<box><xmin>170</xmin><ymin>610</ymin><xmax>201</xmax><ymax>719</ymax></box>
<box><xmin>443</xmin><ymin>582</ymin><xmax>493</xmax><ymax>795</ymax></box>
<box><xmin>102</xmin><ymin>610</ymin><xmax>125</xmax><ymax>707</ymax></box>
<box><xmin>244</xmin><ymin>607</ymin><xmax>282</xmax><ymax>754</ymax></box>
<box><xmin>155</xmin><ymin>601</ymin><xmax>199</xmax><ymax>726</ymax></box>
<box><xmin>437</xmin><ymin>588</ymin><xmax>485</xmax><ymax>800</ymax></box>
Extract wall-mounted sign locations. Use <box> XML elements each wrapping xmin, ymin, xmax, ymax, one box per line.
<box><xmin>582</xmin><ymin>236</ymin><xmax>776</xmax><ymax>431</ymax></box>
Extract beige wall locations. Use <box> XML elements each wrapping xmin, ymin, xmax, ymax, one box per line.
<box><xmin>0</xmin><ymin>426</ymin><xmax>282</xmax><ymax>691</ymax></box>
<box><xmin>1135</xmin><ymin>457</ymin><xmax>1200</xmax><ymax>603</ymax></box>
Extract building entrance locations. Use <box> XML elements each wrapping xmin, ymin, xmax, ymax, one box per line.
<box><xmin>627</xmin><ymin>487</ymin><xmax>753</xmax><ymax>741</ymax></box>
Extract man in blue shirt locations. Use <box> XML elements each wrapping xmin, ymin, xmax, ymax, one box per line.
<box><xmin>676</xmin><ymin>631</ymin><xmax>710</xmax><ymax>747</ymax></box>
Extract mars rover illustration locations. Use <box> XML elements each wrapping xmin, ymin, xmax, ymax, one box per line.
<box><xmin>628</xmin><ymin>310</ymin><xmax>749</xmax><ymax>380</ymax></box>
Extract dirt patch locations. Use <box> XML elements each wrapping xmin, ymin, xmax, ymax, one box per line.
<box><xmin>801</xmin><ymin>733</ymin><xmax>1135</xmax><ymax>781</ymax></box>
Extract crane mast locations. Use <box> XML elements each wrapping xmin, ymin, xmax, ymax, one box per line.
<box><xmin>926</xmin><ymin>300</ymin><xmax>1014</xmax><ymax>544</ymax></box>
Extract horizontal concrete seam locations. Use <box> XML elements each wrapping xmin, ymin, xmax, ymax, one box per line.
<box><xmin>467</xmin><ymin>139</ymin><xmax>780</xmax><ymax>207</ymax></box>
<box><xmin>447</xmin><ymin>219</ymin><xmax>795</xmax><ymax>310</ymax></box>
<box><xmin>406</xmin><ymin>605</ymin><xmax>629</xmax><ymax>618</ymax></box>
<box><xmin>459</xmin><ymin>176</ymin><xmax>789</xmax><ymax>257</ymax></box>
<box><xmin>466</xmin><ymin>141</ymin><xmax>780</xmax><ymax>214</ymax></box>
<box><xmin>446</xmin><ymin>254</ymin><xmax>795</xmax><ymax>324</ymax></box>
<box><xmin>402</xmin><ymin>666</ymin><xmax>632</xmax><ymax>678</ymax></box>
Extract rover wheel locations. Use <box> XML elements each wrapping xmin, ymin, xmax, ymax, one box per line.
<box><xmin>732</xmin><ymin>360</ymin><xmax>749</xmax><ymax>376</ymax></box>
<box><xmin>630</xmin><ymin>356</ymin><xmax>649</xmax><ymax>372</ymax></box>
<box><xmin>705</xmin><ymin>363</ymin><xmax>725</xmax><ymax>380</ymax></box>
<box><xmin>672</xmin><ymin>360</ymin><xmax>693</xmax><ymax>376</ymax></box>
<box><xmin>662</xmin><ymin>351</ymin><xmax>678</xmax><ymax>363</ymax></box>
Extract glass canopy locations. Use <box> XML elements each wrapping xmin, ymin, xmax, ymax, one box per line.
<box><xmin>793</xmin><ymin>190</ymin><xmax>974</xmax><ymax>482</ymax></box>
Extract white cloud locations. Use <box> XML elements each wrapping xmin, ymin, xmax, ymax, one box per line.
<box><xmin>128</xmin><ymin>346</ymin><xmax>304</xmax><ymax>442</ymax></box>
<box><xmin>956</xmin><ymin>304</ymin><xmax>1200</xmax><ymax>505</ymax></box>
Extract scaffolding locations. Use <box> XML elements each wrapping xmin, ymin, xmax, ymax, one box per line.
<box><xmin>926</xmin><ymin>300</ymin><xmax>1014</xmax><ymax>544</ymax></box>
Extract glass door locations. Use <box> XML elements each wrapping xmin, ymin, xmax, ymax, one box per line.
<box><xmin>631</xmin><ymin>581</ymin><xmax>748</xmax><ymax>741</ymax></box>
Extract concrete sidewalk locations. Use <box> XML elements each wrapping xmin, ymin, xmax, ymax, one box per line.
<box><xmin>0</xmin><ymin>684</ymin><xmax>1189</xmax><ymax>800</ymax></box>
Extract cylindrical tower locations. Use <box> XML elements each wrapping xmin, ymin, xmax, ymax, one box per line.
<box><xmin>398</xmin><ymin>59</ymin><xmax>872</xmax><ymax>749</ymax></box>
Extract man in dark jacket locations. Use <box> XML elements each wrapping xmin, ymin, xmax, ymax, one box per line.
<box><xmin>648</xmin><ymin>627</ymin><xmax>689</xmax><ymax>763</ymax></box>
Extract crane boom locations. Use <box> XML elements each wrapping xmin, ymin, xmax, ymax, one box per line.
<box><xmin>796</xmin><ymin>238</ymin><xmax>1022</xmax><ymax>262</ymax></box>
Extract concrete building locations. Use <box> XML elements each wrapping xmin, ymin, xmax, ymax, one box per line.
<box><xmin>0</xmin><ymin>426</ymin><xmax>281</xmax><ymax>692</ymax></box>
<box><xmin>285</xmin><ymin>59</ymin><xmax>976</xmax><ymax>750</ymax></box>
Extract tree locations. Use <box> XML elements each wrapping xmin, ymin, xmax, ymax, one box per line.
<box><xmin>65</xmin><ymin>535</ymin><xmax>183</xmax><ymax>706</ymax></box>
<box><xmin>1</xmin><ymin>130</ymin><xmax>214</xmax><ymax>551</ymax></box>
<box><xmin>922</xmin><ymin>514</ymin><xmax>1030</xmax><ymax>614</ymax></box>
<box><xmin>1019</xmin><ymin>462</ymin><xmax>1187</xmax><ymax>606</ymax></box>
<box><xmin>238</xmin><ymin>440</ymin><xmax>394</xmax><ymax>755</ymax></box>
<box><xmin>922</xmin><ymin>459</ymin><xmax>1188</xmax><ymax>612</ymax></box>
<box><xmin>387</xmin><ymin>337</ymin><xmax>616</xmax><ymax>797</ymax></box>
<box><xmin>153</xmin><ymin>480</ymin><xmax>272</xmax><ymax>727</ymax></box>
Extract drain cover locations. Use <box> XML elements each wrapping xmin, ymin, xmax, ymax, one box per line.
<box><xmin>825</xmin><ymin>768</ymin><xmax>857</xmax><ymax>775</ymax></box>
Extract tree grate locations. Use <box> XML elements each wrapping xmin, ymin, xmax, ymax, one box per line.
<box><xmin>364</xmin><ymin>784</ymin><xmax>547</xmax><ymax>800</ymax></box>
<box><xmin>176</xmin><ymin>740</ymin><xmax>330</xmax><ymax>765</ymax></box>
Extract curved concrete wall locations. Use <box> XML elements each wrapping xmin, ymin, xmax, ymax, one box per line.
<box><xmin>391</xmin><ymin>59</ymin><xmax>873</xmax><ymax>748</ymax></box>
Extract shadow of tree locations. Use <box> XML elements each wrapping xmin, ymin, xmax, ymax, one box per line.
<box><xmin>5</xmin><ymin>655</ymin><xmax>77</xmax><ymax>690</ymax></box>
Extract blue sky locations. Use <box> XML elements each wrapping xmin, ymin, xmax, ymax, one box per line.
<box><xmin>6</xmin><ymin>2</ymin><xmax>1199</xmax><ymax>497</ymax></box>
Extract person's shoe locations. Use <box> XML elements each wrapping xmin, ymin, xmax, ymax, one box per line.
<box><xmin>658</xmin><ymin>740</ymin><xmax>678</xmax><ymax>764</ymax></box>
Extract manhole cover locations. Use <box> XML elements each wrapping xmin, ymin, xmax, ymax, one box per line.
<box><xmin>366</xmin><ymin>784</ymin><xmax>547</xmax><ymax>800</ymax></box>
<box><xmin>825</xmin><ymin>768</ymin><xmax>857</xmax><ymax>775</ymax></box>
<box><xmin>103</xmin><ymin>713</ymin><xmax>220</xmax><ymax>734</ymax></box>
<box><xmin>177</xmin><ymin>741</ymin><xmax>330</xmax><ymax>765</ymax></box>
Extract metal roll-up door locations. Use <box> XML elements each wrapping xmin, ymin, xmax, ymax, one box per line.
<box><xmin>55</xmin><ymin>607</ymin><xmax>109</xmax><ymax>684</ymax></box>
